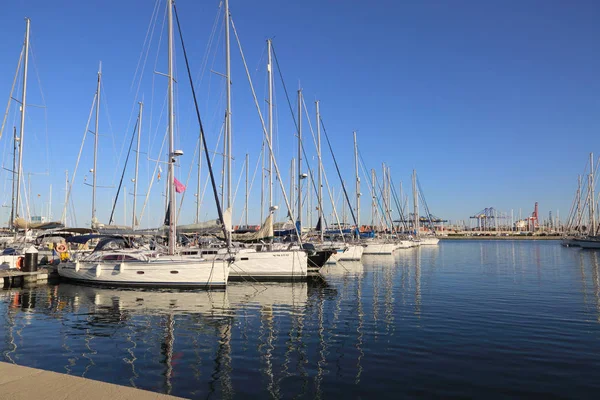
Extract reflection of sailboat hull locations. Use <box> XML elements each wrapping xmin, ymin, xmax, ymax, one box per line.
<box><xmin>58</xmin><ymin>257</ymin><xmax>230</xmax><ymax>288</ymax></box>
<box><xmin>226</xmin><ymin>282</ymin><xmax>308</xmax><ymax>307</ymax></box>
<box><xmin>56</xmin><ymin>283</ymin><xmax>230</xmax><ymax>315</ymax></box>
<box><xmin>321</xmin><ymin>261</ymin><xmax>364</xmax><ymax>276</ymax></box>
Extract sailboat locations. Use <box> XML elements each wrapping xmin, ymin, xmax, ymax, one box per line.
<box><xmin>411</xmin><ymin>170</ymin><xmax>439</xmax><ymax>246</ymax></box>
<box><xmin>57</xmin><ymin>0</ymin><xmax>232</xmax><ymax>287</ymax></box>
<box><xmin>209</xmin><ymin>15</ymin><xmax>307</xmax><ymax>280</ymax></box>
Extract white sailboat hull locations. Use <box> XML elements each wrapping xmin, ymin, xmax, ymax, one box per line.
<box><xmin>57</xmin><ymin>256</ymin><xmax>230</xmax><ymax>288</ymax></box>
<box><xmin>394</xmin><ymin>241</ymin><xmax>413</xmax><ymax>249</ymax></box>
<box><xmin>228</xmin><ymin>249</ymin><xmax>307</xmax><ymax>280</ymax></box>
<box><xmin>363</xmin><ymin>242</ymin><xmax>397</xmax><ymax>255</ymax></box>
<box><xmin>418</xmin><ymin>237</ymin><xmax>440</xmax><ymax>246</ymax></box>
<box><xmin>327</xmin><ymin>244</ymin><xmax>364</xmax><ymax>263</ymax></box>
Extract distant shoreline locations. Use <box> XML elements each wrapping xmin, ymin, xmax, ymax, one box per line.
<box><xmin>440</xmin><ymin>235</ymin><xmax>560</xmax><ymax>241</ymax></box>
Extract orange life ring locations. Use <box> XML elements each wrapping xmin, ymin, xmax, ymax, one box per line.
<box><xmin>56</xmin><ymin>243</ymin><xmax>67</xmax><ymax>253</ymax></box>
<box><xmin>16</xmin><ymin>257</ymin><xmax>23</xmax><ymax>270</ymax></box>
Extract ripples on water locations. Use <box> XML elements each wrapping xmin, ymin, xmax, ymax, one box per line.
<box><xmin>2</xmin><ymin>240</ymin><xmax>600</xmax><ymax>398</ymax></box>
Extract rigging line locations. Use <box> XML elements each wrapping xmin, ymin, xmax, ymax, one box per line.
<box><xmin>29</xmin><ymin>42</ymin><xmax>51</xmax><ymax>175</ymax></box>
<box><xmin>416</xmin><ymin>175</ymin><xmax>435</xmax><ymax>230</ymax></box>
<box><xmin>138</xmin><ymin>126</ymin><xmax>167</xmax><ymax>228</ymax></box>
<box><xmin>130</xmin><ymin>0</ymin><xmax>161</xmax><ymax>92</ymax></box>
<box><xmin>174</xmin><ymin>3</ymin><xmax>229</xmax><ymax>241</ymax></box>
<box><xmin>199</xmin><ymin>123</ymin><xmax>225</xmax><ymax>222</ymax></box>
<box><xmin>98</xmin><ymin>82</ymin><xmax>122</xmax><ymax>186</ymax></box>
<box><xmin>237</xmin><ymin>147</ymin><xmax>262</xmax><ymax>227</ymax></box>
<box><xmin>61</xmin><ymin>93</ymin><xmax>97</xmax><ymax>224</ymax></box>
<box><xmin>0</xmin><ymin>48</ymin><xmax>23</xmax><ymax>141</ymax></box>
<box><xmin>194</xmin><ymin>3</ymin><xmax>222</xmax><ymax>87</ymax></box>
<box><xmin>319</xmin><ymin>117</ymin><xmax>359</xmax><ymax>237</ymax></box>
<box><xmin>302</xmin><ymin>97</ymin><xmax>337</xmax><ymax>233</ymax></box>
<box><xmin>230</xmin><ymin>16</ymin><xmax>303</xmax><ymax>242</ymax></box>
<box><xmin>356</xmin><ymin>152</ymin><xmax>386</xmax><ymax>230</ymax></box>
<box><xmin>176</xmin><ymin>132</ymin><xmax>199</xmax><ymax>223</ymax></box>
<box><xmin>389</xmin><ymin>176</ymin><xmax>408</xmax><ymax>231</ymax></box>
<box><xmin>108</xmin><ymin>118</ymin><xmax>139</xmax><ymax>225</ymax></box>
<box><xmin>269</xmin><ymin>44</ymin><xmax>324</xmax><ymax>229</ymax></box>
<box><xmin>148</xmin><ymin>4</ymin><xmax>168</xmax><ymax>156</ymax></box>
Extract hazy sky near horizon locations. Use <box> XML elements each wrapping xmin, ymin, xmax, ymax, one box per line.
<box><xmin>0</xmin><ymin>0</ymin><xmax>598</xmax><ymax>228</ymax></box>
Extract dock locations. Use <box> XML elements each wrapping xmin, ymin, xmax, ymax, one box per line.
<box><xmin>1</xmin><ymin>268</ymin><xmax>49</xmax><ymax>287</ymax></box>
<box><xmin>0</xmin><ymin>362</ymin><xmax>183</xmax><ymax>399</ymax></box>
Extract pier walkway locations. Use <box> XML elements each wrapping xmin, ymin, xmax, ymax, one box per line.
<box><xmin>0</xmin><ymin>362</ymin><xmax>183</xmax><ymax>399</ymax></box>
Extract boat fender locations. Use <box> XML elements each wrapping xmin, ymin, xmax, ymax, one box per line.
<box><xmin>95</xmin><ymin>264</ymin><xmax>102</xmax><ymax>277</ymax></box>
<box><xmin>16</xmin><ymin>257</ymin><xmax>24</xmax><ymax>270</ymax></box>
<box><xmin>118</xmin><ymin>263</ymin><xmax>126</xmax><ymax>273</ymax></box>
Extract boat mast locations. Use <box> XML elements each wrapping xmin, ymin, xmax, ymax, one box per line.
<box><xmin>297</xmin><ymin>89</ymin><xmax>303</xmax><ymax>234</ymax></box>
<box><xmin>290</xmin><ymin>158</ymin><xmax>295</xmax><ymax>219</ymax></box>
<box><xmin>167</xmin><ymin>0</ymin><xmax>176</xmax><ymax>254</ymax></box>
<box><xmin>354</xmin><ymin>131</ymin><xmax>360</xmax><ymax>236</ymax></box>
<box><xmin>10</xmin><ymin>127</ymin><xmax>17</xmax><ymax>230</ymax></box>
<box><xmin>196</xmin><ymin>131</ymin><xmax>202</xmax><ymax>224</ymax></box>
<box><xmin>590</xmin><ymin>153</ymin><xmax>595</xmax><ymax>236</ymax></box>
<box><xmin>413</xmin><ymin>169</ymin><xmax>419</xmax><ymax>238</ymax></box>
<box><xmin>267</xmin><ymin>39</ymin><xmax>274</xmax><ymax>216</ymax></box>
<box><xmin>14</xmin><ymin>18</ymin><xmax>30</xmax><ymax>225</ymax></box>
<box><xmin>317</xmin><ymin>101</ymin><xmax>323</xmax><ymax>241</ymax></box>
<box><xmin>132</xmin><ymin>101</ymin><xmax>142</xmax><ymax>229</ymax></box>
<box><xmin>91</xmin><ymin>61</ymin><xmax>101</xmax><ymax>228</ymax></box>
<box><xmin>63</xmin><ymin>170</ymin><xmax>68</xmax><ymax>226</ymax></box>
<box><xmin>576</xmin><ymin>174</ymin><xmax>582</xmax><ymax>231</ymax></box>
<box><xmin>224</xmin><ymin>0</ymin><xmax>232</xmax><ymax>216</ymax></box>
<box><xmin>371</xmin><ymin>169</ymin><xmax>375</xmax><ymax>230</ymax></box>
<box><xmin>245</xmin><ymin>153</ymin><xmax>249</xmax><ymax>226</ymax></box>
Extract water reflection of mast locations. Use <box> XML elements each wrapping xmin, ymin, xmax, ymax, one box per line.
<box><xmin>2</xmin><ymin>291</ymin><xmax>18</xmax><ymax>364</ymax></box>
<box><xmin>259</xmin><ymin>305</ymin><xmax>278</xmax><ymax>399</ymax></box>
<box><xmin>355</xmin><ymin>264</ymin><xmax>364</xmax><ymax>384</ymax></box>
<box><xmin>161</xmin><ymin>314</ymin><xmax>175</xmax><ymax>395</ymax></box>
<box><xmin>579</xmin><ymin>252</ymin><xmax>589</xmax><ymax>307</ymax></box>
<box><xmin>415</xmin><ymin>247</ymin><xmax>421</xmax><ymax>317</ymax></box>
<box><xmin>591</xmin><ymin>253</ymin><xmax>600</xmax><ymax>322</ymax></box>
<box><xmin>315</xmin><ymin>288</ymin><xmax>326</xmax><ymax>399</ymax></box>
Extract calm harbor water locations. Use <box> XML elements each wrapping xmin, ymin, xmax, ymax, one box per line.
<box><xmin>2</xmin><ymin>240</ymin><xmax>600</xmax><ymax>398</ymax></box>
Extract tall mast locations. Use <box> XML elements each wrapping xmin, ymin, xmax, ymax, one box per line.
<box><xmin>91</xmin><ymin>61</ymin><xmax>101</xmax><ymax>227</ymax></box>
<box><xmin>290</xmin><ymin>158</ymin><xmax>295</xmax><ymax>219</ymax></box>
<box><xmin>196</xmin><ymin>130</ymin><xmax>203</xmax><ymax>224</ymax></box>
<box><xmin>354</xmin><ymin>132</ymin><xmax>360</xmax><ymax>234</ymax></box>
<box><xmin>316</xmin><ymin>101</ymin><xmax>323</xmax><ymax>241</ymax></box>
<box><xmin>14</xmin><ymin>18</ymin><xmax>30</xmax><ymax>224</ymax></box>
<box><xmin>132</xmin><ymin>101</ymin><xmax>142</xmax><ymax>229</ymax></box>
<box><xmin>371</xmin><ymin>169</ymin><xmax>375</xmax><ymax>229</ymax></box>
<box><xmin>63</xmin><ymin>170</ymin><xmax>68</xmax><ymax>226</ymax></box>
<box><xmin>413</xmin><ymin>169</ymin><xmax>419</xmax><ymax>238</ymax></box>
<box><xmin>267</xmin><ymin>39</ymin><xmax>274</xmax><ymax>214</ymax></box>
<box><xmin>224</xmin><ymin>0</ymin><xmax>232</xmax><ymax>214</ymax></box>
<box><xmin>245</xmin><ymin>153</ymin><xmax>249</xmax><ymax>226</ymax></box>
<box><xmin>167</xmin><ymin>0</ymin><xmax>176</xmax><ymax>254</ymax></box>
<box><xmin>10</xmin><ymin>127</ymin><xmax>17</xmax><ymax>229</ymax></box>
<box><xmin>576</xmin><ymin>174</ymin><xmax>582</xmax><ymax>230</ymax></box>
<box><xmin>590</xmin><ymin>153</ymin><xmax>595</xmax><ymax>236</ymax></box>
<box><xmin>297</xmin><ymin>89</ymin><xmax>302</xmax><ymax>233</ymax></box>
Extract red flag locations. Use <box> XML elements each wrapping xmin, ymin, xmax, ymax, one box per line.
<box><xmin>174</xmin><ymin>177</ymin><xmax>186</xmax><ymax>193</ymax></box>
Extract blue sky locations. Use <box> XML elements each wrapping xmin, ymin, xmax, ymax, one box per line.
<box><xmin>0</xmin><ymin>0</ymin><xmax>598</xmax><ymax>228</ymax></box>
